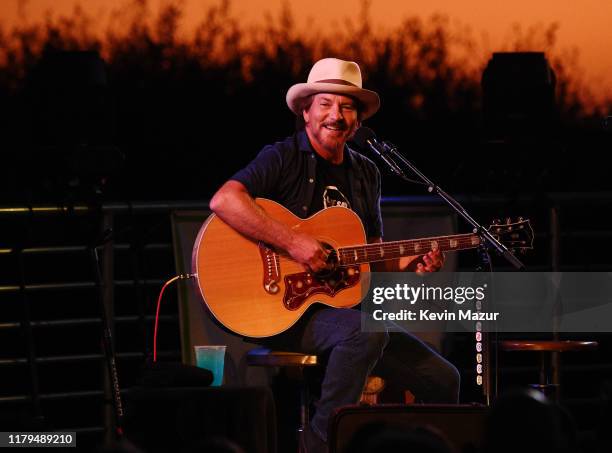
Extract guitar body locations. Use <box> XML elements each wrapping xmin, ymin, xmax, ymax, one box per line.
<box><xmin>192</xmin><ymin>199</ymin><xmax>370</xmax><ymax>338</ymax></box>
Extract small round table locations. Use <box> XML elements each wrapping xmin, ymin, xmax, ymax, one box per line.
<box><xmin>500</xmin><ymin>340</ymin><xmax>598</xmax><ymax>400</ymax></box>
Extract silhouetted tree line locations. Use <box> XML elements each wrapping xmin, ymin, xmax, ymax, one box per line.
<box><xmin>0</xmin><ymin>0</ymin><xmax>610</xmax><ymax>204</ymax></box>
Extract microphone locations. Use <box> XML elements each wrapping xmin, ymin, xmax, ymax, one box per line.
<box><xmin>351</xmin><ymin>127</ymin><xmax>404</xmax><ymax>176</ymax></box>
<box><xmin>351</xmin><ymin>126</ymin><xmax>387</xmax><ymax>158</ymax></box>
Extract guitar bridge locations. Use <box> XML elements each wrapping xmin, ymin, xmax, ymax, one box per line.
<box><xmin>258</xmin><ymin>242</ymin><xmax>280</xmax><ymax>294</ymax></box>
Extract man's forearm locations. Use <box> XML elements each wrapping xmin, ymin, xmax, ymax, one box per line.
<box><xmin>209</xmin><ymin>181</ymin><xmax>295</xmax><ymax>251</ymax></box>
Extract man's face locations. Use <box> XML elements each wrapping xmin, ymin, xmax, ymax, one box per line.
<box><xmin>303</xmin><ymin>93</ymin><xmax>360</xmax><ymax>155</ymax></box>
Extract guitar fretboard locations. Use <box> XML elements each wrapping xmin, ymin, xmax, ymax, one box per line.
<box><xmin>338</xmin><ymin>233</ymin><xmax>481</xmax><ymax>265</ymax></box>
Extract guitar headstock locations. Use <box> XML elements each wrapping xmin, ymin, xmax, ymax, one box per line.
<box><xmin>487</xmin><ymin>217</ymin><xmax>534</xmax><ymax>253</ymax></box>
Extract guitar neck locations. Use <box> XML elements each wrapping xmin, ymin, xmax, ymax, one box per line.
<box><xmin>338</xmin><ymin>233</ymin><xmax>481</xmax><ymax>265</ymax></box>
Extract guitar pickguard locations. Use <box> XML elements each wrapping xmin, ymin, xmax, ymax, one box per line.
<box><xmin>283</xmin><ymin>266</ymin><xmax>361</xmax><ymax>310</ymax></box>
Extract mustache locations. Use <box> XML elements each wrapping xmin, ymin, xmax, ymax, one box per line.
<box><xmin>323</xmin><ymin>120</ymin><xmax>348</xmax><ymax>130</ymax></box>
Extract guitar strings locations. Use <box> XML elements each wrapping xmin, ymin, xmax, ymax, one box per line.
<box><xmin>273</xmin><ymin>233</ymin><xmax>527</xmax><ymax>266</ymax></box>
<box><xmin>329</xmin><ymin>237</ymin><xmax>478</xmax><ymax>265</ymax></box>
<box><xmin>339</xmin><ymin>235</ymin><xmax>480</xmax><ymax>254</ymax></box>
<box><xmin>327</xmin><ymin>236</ymin><xmax>480</xmax><ymax>256</ymax></box>
<box><xmin>338</xmin><ymin>232</ymin><xmax>528</xmax><ymax>255</ymax></box>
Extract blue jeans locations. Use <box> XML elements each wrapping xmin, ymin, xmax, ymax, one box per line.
<box><xmin>271</xmin><ymin>307</ymin><xmax>460</xmax><ymax>441</ymax></box>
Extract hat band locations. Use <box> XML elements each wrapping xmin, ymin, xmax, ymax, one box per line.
<box><xmin>314</xmin><ymin>78</ymin><xmax>360</xmax><ymax>88</ymax></box>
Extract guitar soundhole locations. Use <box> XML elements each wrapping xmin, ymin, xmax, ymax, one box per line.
<box><xmin>316</xmin><ymin>242</ymin><xmax>339</xmax><ymax>277</ymax></box>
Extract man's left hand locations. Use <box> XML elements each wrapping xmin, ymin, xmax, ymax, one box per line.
<box><xmin>416</xmin><ymin>249</ymin><xmax>445</xmax><ymax>274</ymax></box>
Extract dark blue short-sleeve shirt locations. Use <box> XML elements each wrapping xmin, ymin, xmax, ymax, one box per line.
<box><xmin>231</xmin><ymin>130</ymin><xmax>383</xmax><ymax>238</ymax></box>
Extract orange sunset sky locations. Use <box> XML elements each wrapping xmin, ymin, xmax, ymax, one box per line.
<box><xmin>1</xmin><ymin>0</ymin><xmax>611</xmax><ymax>102</ymax></box>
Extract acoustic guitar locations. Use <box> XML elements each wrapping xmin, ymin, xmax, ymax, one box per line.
<box><xmin>192</xmin><ymin>198</ymin><xmax>533</xmax><ymax>337</ymax></box>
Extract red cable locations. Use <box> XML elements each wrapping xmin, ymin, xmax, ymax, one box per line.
<box><xmin>153</xmin><ymin>275</ymin><xmax>180</xmax><ymax>362</ymax></box>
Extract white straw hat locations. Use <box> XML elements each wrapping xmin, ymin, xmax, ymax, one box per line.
<box><xmin>286</xmin><ymin>58</ymin><xmax>380</xmax><ymax>120</ymax></box>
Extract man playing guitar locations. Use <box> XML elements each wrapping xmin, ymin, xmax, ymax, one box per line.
<box><xmin>208</xmin><ymin>58</ymin><xmax>459</xmax><ymax>453</ymax></box>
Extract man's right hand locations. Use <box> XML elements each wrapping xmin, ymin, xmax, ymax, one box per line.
<box><xmin>287</xmin><ymin>232</ymin><xmax>329</xmax><ymax>272</ymax></box>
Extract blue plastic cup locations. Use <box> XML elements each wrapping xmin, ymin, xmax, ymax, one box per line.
<box><xmin>194</xmin><ymin>345</ymin><xmax>226</xmax><ymax>386</ymax></box>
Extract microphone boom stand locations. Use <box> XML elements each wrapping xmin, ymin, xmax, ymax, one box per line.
<box><xmin>381</xmin><ymin>141</ymin><xmax>525</xmax><ymax>270</ymax></box>
<box><xmin>91</xmin><ymin>225</ymin><xmax>125</xmax><ymax>440</ymax></box>
<box><xmin>370</xmin><ymin>139</ymin><xmax>526</xmax><ymax>405</ymax></box>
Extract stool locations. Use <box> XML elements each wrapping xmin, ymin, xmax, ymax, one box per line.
<box><xmin>247</xmin><ymin>348</ymin><xmax>318</xmax><ymax>453</ymax></box>
<box><xmin>500</xmin><ymin>340</ymin><xmax>598</xmax><ymax>400</ymax></box>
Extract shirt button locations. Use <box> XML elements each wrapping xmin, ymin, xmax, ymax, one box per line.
<box><xmin>302</xmin><ymin>206</ymin><xmax>308</xmax><ymax>211</ymax></box>
<box><xmin>308</xmin><ymin>178</ymin><xmax>314</xmax><ymax>183</ymax></box>
<box><xmin>310</xmin><ymin>154</ymin><xmax>315</xmax><ymax>159</ymax></box>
